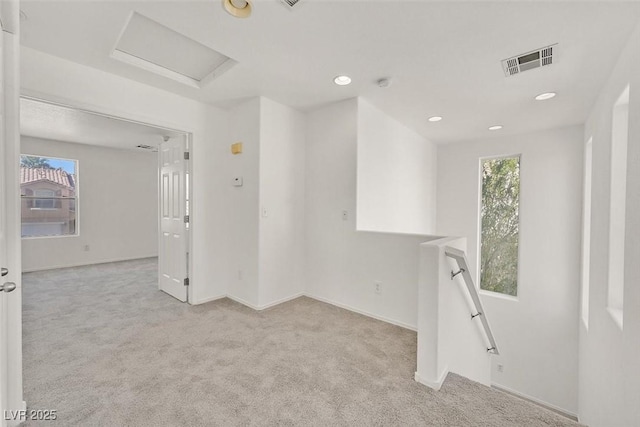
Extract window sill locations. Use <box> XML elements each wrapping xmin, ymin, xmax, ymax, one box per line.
<box><xmin>22</xmin><ymin>234</ymin><xmax>78</xmax><ymax>240</ymax></box>
<box><xmin>479</xmin><ymin>289</ymin><xmax>519</xmax><ymax>302</ymax></box>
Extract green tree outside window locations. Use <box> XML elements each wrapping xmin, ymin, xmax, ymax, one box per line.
<box><xmin>480</xmin><ymin>157</ymin><xmax>520</xmax><ymax>296</ymax></box>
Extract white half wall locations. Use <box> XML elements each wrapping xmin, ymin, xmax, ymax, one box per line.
<box><xmin>21</xmin><ymin>137</ymin><xmax>158</xmax><ymax>271</ymax></box>
<box><xmin>436</xmin><ymin>125</ymin><xmax>583</xmax><ymax>415</ymax></box>
<box><xmin>258</xmin><ymin>98</ymin><xmax>306</xmax><ymax>307</ymax></box>
<box><xmin>579</xmin><ymin>21</ymin><xmax>640</xmax><ymax>427</ymax></box>
<box><xmin>416</xmin><ymin>237</ymin><xmax>491</xmax><ymax>390</ymax></box>
<box><xmin>21</xmin><ymin>46</ymin><xmax>230</xmax><ymax>303</ymax></box>
<box><xmin>356</xmin><ymin>98</ymin><xmax>437</xmax><ymax>235</ymax></box>
<box><xmin>305</xmin><ymin>98</ymin><xmax>435</xmax><ymax>329</ymax></box>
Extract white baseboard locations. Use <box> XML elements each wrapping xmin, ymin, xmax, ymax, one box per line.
<box><xmin>259</xmin><ymin>292</ymin><xmax>305</xmax><ymax>310</ymax></box>
<box><xmin>304</xmin><ymin>293</ymin><xmax>417</xmax><ymax>331</ymax></box>
<box><xmin>491</xmin><ymin>383</ymin><xmax>578</xmax><ymax>421</ymax></box>
<box><xmin>226</xmin><ymin>292</ymin><xmax>305</xmax><ymax>311</ymax></box>
<box><xmin>190</xmin><ymin>294</ymin><xmax>226</xmax><ymax>305</ymax></box>
<box><xmin>21</xmin><ymin>255</ymin><xmax>158</xmax><ymax>273</ymax></box>
<box><xmin>414</xmin><ymin>368</ymin><xmax>449</xmax><ymax>391</ymax></box>
<box><xmin>225</xmin><ymin>294</ymin><xmax>260</xmax><ymax>310</ymax></box>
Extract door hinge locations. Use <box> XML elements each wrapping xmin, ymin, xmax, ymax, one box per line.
<box><xmin>184</xmin><ymin>278</ymin><xmax>189</xmax><ymax>286</ymax></box>
<box><xmin>184</xmin><ymin>215</ymin><xmax>189</xmax><ymax>223</ymax></box>
<box><xmin>184</xmin><ymin>151</ymin><xmax>190</xmax><ymax>160</ymax></box>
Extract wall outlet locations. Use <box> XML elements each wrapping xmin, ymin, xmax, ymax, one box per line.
<box><xmin>497</xmin><ymin>364</ymin><xmax>504</xmax><ymax>373</ymax></box>
<box><xmin>374</xmin><ymin>281</ymin><xmax>382</xmax><ymax>295</ymax></box>
<box><xmin>83</xmin><ymin>245</ymin><xmax>90</xmax><ymax>252</ymax></box>
<box><xmin>342</xmin><ymin>210</ymin><xmax>348</xmax><ymax>221</ymax></box>
<box><xmin>261</xmin><ymin>207</ymin><xmax>268</xmax><ymax>218</ymax></box>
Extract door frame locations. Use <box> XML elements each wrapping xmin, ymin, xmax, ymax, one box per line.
<box><xmin>18</xmin><ymin>94</ymin><xmax>195</xmax><ymax>303</ymax></box>
<box><xmin>2</xmin><ymin>3</ymin><xmax>24</xmax><ymax>423</ymax></box>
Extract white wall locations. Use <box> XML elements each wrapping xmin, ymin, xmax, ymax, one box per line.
<box><xmin>437</xmin><ymin>125</ymin><xmax>583</xmax><ymax>415</ymax></box>
<box><xmin>357</xmin><ymin>98</ymin><xmax>437</xmax><ymax>235</ymax></box>
<box><xmin>416</xmin><ymin>237</ymin><xmax>491</xmax><ymax>390</ymax></box>
<box><xmin>21</xmin><ymin>47</ymin><xmax>230</xmax><ymax>303</ymax></box>
<box><xmin>21</xmin><ymin>137</ymin><xmax>157</xmax><ymax>271</ymax></box>
<box><xmin>226</xmin><ymin>98</ymin><xmax>261</xmax><ymax>307</ymax></box>
<box><xmin>579</xmin><ymin>21</ymin><xmax>640</xmax><ymax>427</ymax></box>
<box><xmin>258</xmin><ymin>98</ymin><xmax>306</xmax><ymax>307</ymax></box>
<box><xmin>305</xmin><ymin>98</ymin><xmax>434</xmax><ymax>329</ymax></box>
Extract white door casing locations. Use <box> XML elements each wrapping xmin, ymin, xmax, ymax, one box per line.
<box><xmin>0</xmin><ymin>21</ymin><xmax>7</xmax><ymax>422</ymax></box>
<box><xmin>159</xmin><ymin>135</ymin><xmax>188</xmax><ymax>302</ymax></box>
<box><xmin>1</xmin><ymin>1</ymin><xmax>24</xmax><ymax>424</ymax></box>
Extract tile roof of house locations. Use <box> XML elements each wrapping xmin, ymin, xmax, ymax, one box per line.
<box><xmin>20</xmin><ymin>167</ymin><xmax>76</xmax><ymax>189</ymax></box>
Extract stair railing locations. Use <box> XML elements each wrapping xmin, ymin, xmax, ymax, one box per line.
<box><xmin>445</xmin><ymin>246</ymin><xmax>499</xmax><ymax>355</ymax></box>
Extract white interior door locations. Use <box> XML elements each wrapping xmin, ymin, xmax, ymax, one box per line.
<box><xmin>158</xmin><ymin>135</ymin><xmax>188</xmax><ymax>302</ymax></box>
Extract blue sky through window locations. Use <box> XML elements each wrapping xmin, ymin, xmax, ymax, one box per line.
<box><xmin>48</xmin><ymin>158</ymin><xmax>76</xmax><ymax>174</ymax></box>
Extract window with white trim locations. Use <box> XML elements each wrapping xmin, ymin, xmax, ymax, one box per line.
<box><xmin>607</xmin><ymin>85</ymin><xmax>629</xmax><ymax>329</ymax></box>
<box><xmin>20</xmin><ymin>155</ymin><xmax>78</xmax><ymax>238</ymax></box>
<box><xmin>479</xmin><ymin>156</ymin><xmax>520</xmax><ymax>297</ymax></box>
<box><xmin>581</xmin><ymin>137</ymin><xmax>593</xmax><ymax>328</ymax></box>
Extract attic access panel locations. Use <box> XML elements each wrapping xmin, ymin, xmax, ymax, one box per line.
<box><xmin>112</xmin><ymin>12</ymin><xmax>237</xmax><ymax>88</ymax></box>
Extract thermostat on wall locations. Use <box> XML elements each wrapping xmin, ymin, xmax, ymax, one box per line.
<box><xmin>233</xmin><ymin>177</ymin><xmax>243</xmax><ymax>187</ymax></box>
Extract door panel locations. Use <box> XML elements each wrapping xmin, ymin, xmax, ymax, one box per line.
<box><xmin>158</xmin><ymin>136</ymin><xmax>188</xmax><ymax>302</ymax></box>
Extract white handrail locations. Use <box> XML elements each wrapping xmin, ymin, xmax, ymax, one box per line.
<box><xmin>444</xmin><ymin>246</ymin><xmax>499</xmax><ymax>355</ymax></box>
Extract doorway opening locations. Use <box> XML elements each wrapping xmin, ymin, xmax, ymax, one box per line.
<box><xmin>19</xmin><ymin>96</ymin><xmax>192</xmax><ymax>302</ymax></box>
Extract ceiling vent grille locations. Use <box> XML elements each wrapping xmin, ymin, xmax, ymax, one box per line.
<box><xmin>502</xmin><ymin>44</ymin><xmax>556</xmax><ymax>77</ymax></box>
<box><xmin>281</xmin><ymin>0</ymin><xmax>302</xmax><ymax>9</ymax></box>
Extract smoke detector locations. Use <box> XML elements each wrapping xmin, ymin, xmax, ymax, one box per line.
<box><xmin>502</xmin><ymin>44</ymin><xmax>556</xmax><ymax>77</ymax></box>
<box><xmin>377</xmin><ymin>78</ymin><xmax>392</xmax><ymax>88</ymax></box>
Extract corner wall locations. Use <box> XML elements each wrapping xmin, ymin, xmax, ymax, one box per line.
<box><xmin>225</xmin><ymin>97</ymin><xmax>306</xmax><ymax>309</ymax></box>
<box><xmin>579</xmin><ymin>21</ymin><xmax>640</xmax><ymax>427</ymax></box>
<box><xmin>436</xmin><ymin>125</ymin><xmax>583</xmax><ymax>415</ymax></box>
<box><xmin>305</xmin><ymin>99</ymin><xmax>434</xmax><ymax>329</ymax></box>
<box><xmin>226</xmin><ymin>98</ymin><xmax>261</xmax><ymax>307</ymax></box>
<box><xmin>258</xmin><ymin>98</ymin><xmax>306</xmax><ymax>307</ymax></box>
<box><xmin>21</xmin><ymin>137</ymin><xmax>158</xmax><ymax>271</ymax></box>
<box><xmin>356</xmin><ymin>98</ymin><xmax>437</xmax><ymax>235</ymax></box>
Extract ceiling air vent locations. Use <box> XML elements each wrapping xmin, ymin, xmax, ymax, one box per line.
<box><xmin>281</xmin><ymin>0</ymin><xmax>303</xmax><ymax>9</ymax></box>
<box><xmin>502</xmin><ymin>44</ymin><xmax>556</xmax><ymax>77</ymax></box>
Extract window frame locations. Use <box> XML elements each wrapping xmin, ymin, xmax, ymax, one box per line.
<box><xmin>477</xmin><ymin>153</ymin><xmax>522</xmax><ymax>300</ymax></box>
<box><xmin>20</xmin><ymin>154</ymin><xmax>80</xmax><ymax>239</ymax></box>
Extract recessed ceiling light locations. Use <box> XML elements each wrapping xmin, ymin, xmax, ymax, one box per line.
<box><xmin>334</xmin><ymin>75</ymin><xmax>352</xmax><ymax>86</ymax></box>
<box><xmin>488</xmin><ymin>125</ymin><xmax>503</xmax><ymax>131</ymax></box>
<box><xmin>428</xmin><ymin>116</ymin><xmax>443</xmax><ymax>122</ymax></box>
<box><xmin>223</xmin><ymin>0</ymin><xmax>252</xmax><ymax>18</ymax></box>
<box><xmin>535</xmin><ymin>92</ymin><xmax>556</xmax><ymax>101</ymax></box>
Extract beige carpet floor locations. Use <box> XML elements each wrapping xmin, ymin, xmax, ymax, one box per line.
<box><xmin>22</xmin><ymin>258</ymin><xmax>583</xmax><ymax>426</ymax></box>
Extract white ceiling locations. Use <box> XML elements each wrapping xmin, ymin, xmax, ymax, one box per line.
<box><xmin>19</xmin><ymin>0</ymin><xmax>640</xmax><ymax>144</ymax></box>
<box><xmin>20</xmin><ymin>98</ymin><xmax>184</xmax><ymax>151</ymax></box>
